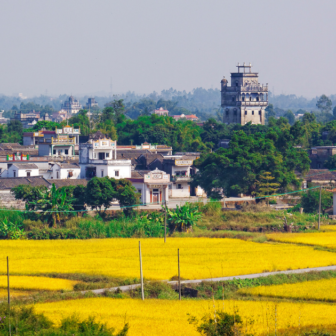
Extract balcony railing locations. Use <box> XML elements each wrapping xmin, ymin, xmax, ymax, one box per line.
<box><xmin>171</xmin><ymin>175</ymin><xmax>191</xmax><ymax>182</ymax></box>
<box><xmin>52</xmin><ymin>138</ymin><xmax>75</xmax><ymax>145</ymax></box>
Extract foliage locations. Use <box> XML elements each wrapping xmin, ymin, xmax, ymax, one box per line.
<box><xmin>86</xmin><ymin>177</ymin><xmax>117</xmax><ymax>211</ymax></box>
<box><xmin>189</xmin><ymin>311</ymin><xmax>242</xmax><ymax>336</ymax></box>
<box><xmin>254</xmin><ymin>172</ymin><xmax>280</xmax><ymax>204</ymax></box>
<box><xmin>0</xmin><ymin>217</ymin><xmax>25</xmax><ymax>239</ymax></box>
<box><xmin>166</xmin><ymin>202</ymin><xmax>202</xmax><ymax>232</ymax></box>
<box><xmin>28</xmin><ymin>184</ymin><xmax>74</xmax><ymax>225</ymax></box>
<box><xmin>193</xmin><ymin>120</ymin><xmax>310</xmax><ymax>197</ymax></box>
<box><xmin>300</xmin><ymin>189</ymin><xmax>332</xmax><ymax>214</ymax></box>
<box><xmin>12</xmin><ymin>185</ymin><xmax>48</xmax><ymax>210</ymax></box>
<box><xmin>317</xmin><ymin>94</ymin><xmax>332</xmax><ymax>114</ymax></box>
<box><xmin>324</xmin><ymin>155</ymin><xmax>336</xmax><ymax>169</ymax></box>
<box><xmin>114</xmin><ymin>179</ymin><xmax>140</xmax><ymax>216</ymax></box>
<box><xmin>283</xmin><ymin>110</ymin><xmax>295</xmax><ymax>125</ymax></box>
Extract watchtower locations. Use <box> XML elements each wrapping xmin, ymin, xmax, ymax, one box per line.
<box><xmin>221</xmin><ymin>63</ymin><xmax>268</xmax><ymax>125</ymax></box>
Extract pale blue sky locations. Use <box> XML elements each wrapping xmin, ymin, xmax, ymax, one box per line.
<box><xmin>0</xmin><ymin>0</ymin><xmax>334</xmax><ymax>98</ymax></box>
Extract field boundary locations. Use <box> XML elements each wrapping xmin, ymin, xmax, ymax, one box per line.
<box><xmin>84</xmin><ymin>265</ymin><xmax>336</xmax><ymax>295</ymax></box>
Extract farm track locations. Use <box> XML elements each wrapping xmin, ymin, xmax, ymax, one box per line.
<box><xmin>83</xmin><ymin>265</ymin><xmax>336</xmax><ymax>295</ymax></box>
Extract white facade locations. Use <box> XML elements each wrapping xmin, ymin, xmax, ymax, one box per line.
<box><xmin>7</xmin><ymin>163</ymin><xmax>39</xmax><ymax>178</ymax></box>
<box><xmin>49</xmin><ymin>163</ymin><xmax>81</xmax><ymax>180</ymax></box>
<box><xmin>79</xmin><ymin>138</ymin><xmax>131</xmax><ymax>179</ymax></box>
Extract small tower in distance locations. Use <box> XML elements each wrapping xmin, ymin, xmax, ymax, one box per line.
<box><xmin>221</xmin><ymin>63</ymin><xmax>268</xmax><ymax>125</ymax></box>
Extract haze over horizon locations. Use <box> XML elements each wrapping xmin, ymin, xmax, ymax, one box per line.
<box><xmin>1</xmin><ymin>0</ymin><xmax>335</xmax><ymax>99</ymax></box>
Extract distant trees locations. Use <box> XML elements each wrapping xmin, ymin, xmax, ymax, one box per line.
<box><xmin>316</xmin><ymin>94</ymin><xmax>332</xmax><ymax>114</ymax></box>
<box><xmin>283</xmin><ymin>110</ymin><xmax>295</xmax><ymax>125</ymax></box>
<box><xmin>192</xmin><ymin>119</ymin><xmax>310</xmax><ymax>197</ymax></box>
<box><xmin>300</xmin><ymin>189</ymin><xmax>332</xmax><ymax>214</ymax></box>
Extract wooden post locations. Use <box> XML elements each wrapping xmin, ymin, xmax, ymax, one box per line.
<box><xmin>318</xmin><ymin>185</ymin><xmax>322</xmax><ymax>230</ymax></box>
<box><xmin>164</xmin><ymin>200</ymin><xmax>167</xmax><ymax>243</ymax></box>
<box><xmin>139</xmin><ymin>241</ymin><xmax>144</xmax><ymax>300</ymax></box>
<box><xmin>7</xmin><ymin>256</ymin><xmax>11</xmax><ymax>336</ymax></box>
<box><xmin>178</xmin><ymin>249</ymin><xmax>181</xmax><ymax>300</ymax></box>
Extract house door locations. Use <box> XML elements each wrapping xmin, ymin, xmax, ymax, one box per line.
<box><xmin>152</xmin><ymin>189</ymin><xmax>159</xmax><ymax>203</ymax></box>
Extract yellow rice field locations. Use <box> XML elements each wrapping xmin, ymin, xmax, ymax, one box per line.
<box><xmin>238</xmin><ymin>278</ymin><xmax>336</xmax><ymax>302</ymax></box>
<box><xmin>267</xmin><ymin>230</ymin><xmax>336</xmax><ymax>249</ymax></box>
<box><xmin>1</xmin><ymin>238</ymin><xmax>336</xmax><ymax>280</ymax></box>
<box><xmin>0</xmin><ymin>276</ymin><xmax>77</xmax><ymax>291</ymax></box>
<box><xmin>0</xmin><ymin>288</ymin><xmax>29</xmax><ymax>298</ymax></box>
<box><xmin>34</xmin><ymin>298</ymin><xmax>336</xmax><ymax>336</ymax></box>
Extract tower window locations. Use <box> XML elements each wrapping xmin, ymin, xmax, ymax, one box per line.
<box><xmin>233</xmin><ymin>109</ymin><xmax>237</xmax><ymax>115</ymax></box>
<box><xmin>245</xmin><ymin>111</ymin><xmax>247</xmax><ymax>115</ymax></box>
<box><xmin>256</xmin><ymin>97</ymin><xmax>259</xmax><ymax>101</ymax></box>
<box><xmin>242</xmin><ymin>96</ymin><xmax>245</xmax><ymax>101</ymax></box>
<box><xmin>249</xmin><ymin>97</ymin><xmax>252</xmax><ymax>101</ymax></box>
<box><xmin>236</xmin><ymin>82</ymin><xmax>238</xmax><ymax>87</ymax></box>
<box><xmin>232</xmin><ymin>97</ymin><xmax>235</xmax><ymax>102</ymax></box>
<box><xmin>252</xmin><ymin>111</ymin><xmax>254</xmax><ymax>115</ymax></box>
<box><xmin>259</xmin><ymin>110</ymin><xmax>261</xmax><ymax>115</ymax></box>
<box><xmin>226</xmin><ymin>110</ymin><xmax>229</xmax><ymax>115</ymax></box>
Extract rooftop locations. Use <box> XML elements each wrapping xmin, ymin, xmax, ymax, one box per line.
<box><xmin>0</xmin><ymin>176</ymin><xmax>50</xmax><ymax>189</ymax></box>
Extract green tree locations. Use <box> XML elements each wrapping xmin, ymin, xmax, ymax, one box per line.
<box><xmin>166</xmin><ymin>202</ymin><xmax>202</xmax><ymax>232</ymax></box>
<box><xmin>8</xmin><ymin>119</ymin><xmax>23</xmax><ymax>134</ymax></box>
<box><xmin>284</xmin><ymin>110</ymin><xmax>295</xmax><ymax>125</ymax></box>
<box><xmin>324</xmin><ymin>155</ymin><xmax>336</xmax><ymax>170</ymax></box>
<box><xmin>29</xmin><ymin>184</ymin><xmax>74</xmax><ymax>225</ymax></box>
<box><xmin>316</xmin><ymin>94</ymin><xmax>332</xmax><ymax>114</ymax></box>
<box><xmin>255</xmin><ymin>172</ymin><xmax>280</xmax><ymax>205</ymax></box>
<box><xmin>265</xmin><ymin>103</ymin><xmax>276</xmax><ymax>123</ymax></box>
<box><xmin>189</xmin><ymin>311</ymin><xmax>243</xmax><ymax>336</ymax></box>
<box><xmin>300</xmin><ymin>189</ymin><xmax>332</xmax><ymax>214</ymax></box>
<box><xmin>333</xmin><ymin>106</ymin><xmax>336</xmax><ymax>119</ymax></box>
<box><xmin>114</xmin><ymin>179</ymin><xmax>140</xmax><ymax>216</ymax></box>
<box><xmin>12</xmin><ymin>185</ymin><xmax>48</xmax><ymax>210</ymax></box>
<box><xmin>86</xmin><ymin>177</ymin><xmax>116</xmax><ymax>212</ymax></box>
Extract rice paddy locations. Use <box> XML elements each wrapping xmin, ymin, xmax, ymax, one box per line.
<box><xmin>267</xmin><ymin>230</ymin><xmax>336</xmax><ymax>249</ymax></box>
<box><xmin>33</xmin><ymin>297</ymin><xmax>336</xmax><ymax>336</ymax></box>
<box><xmin>1</xmin><ymin>238</ymin><xmax>336</xmax><ymax>280</ymax></box>
<box><xmin>238</xmin><ymin>277</ymin><xmax>336</xmax><ymax>302</ymax></box>
<box><xmin>0</xmin><ymin>275</ymin><xmax>77</xmax><ymax>291</ymax></box>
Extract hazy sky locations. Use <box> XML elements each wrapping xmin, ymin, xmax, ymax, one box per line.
<box><xmin>0</xmin><ymin>0</ymin><xmax>335</xmax><ymax>98</ymax></box>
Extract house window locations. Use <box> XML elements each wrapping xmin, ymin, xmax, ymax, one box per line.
<box><xmin>106</xmin><ymin>153</ymin><xmax>109</xmax><ymax>158</ymax></box>
<box><xmin>56</xmin><ymin>171</ymin><xmax>59</xmax><ymax>179</ymax></box>
<box><xmin>115</xmin><ymin>170</ymin><xmax>119</xmax><ymax>177</ymax></box>
<box><xmin>13</xmin><ymin>171</ymin><xmax>16</xmax><ymax>178</ymax></box>
<box><xmin>53</xmin><ymin>150</ymin><xmax>56</xmax><ymax>155</ymax></box>
<box><xmin>99</xmin><ymin>152</ymin><xmax>105</xmax><ymax>160</ymax></box>
<box><xmin>252</xmin><ymin>111</ymin><xmax>254</xmax><ymax>115</ymax></box>
<box><xmin>138</xmin><ymin>189</ymin><xmax>142</xmax><ymax>194</ymax></box>
<box><xmin>177</xmin><ymin>184</ymin><xmax>182</xmax><ymax>189</ymax></box>
<box><xmin>101</xmin><ymin>170</ymin><xmax>104</xmax><ymax>177</ymax></box>
<box><xmin>94</xmin><ymin>153</ymin><xmax>97</xmax><ymax>159</ymax></box>
<box><xmin>259</xmin><ymin>110</ymin><xmax>261</xmax><ymax>115</ymax></box>
<box><xmin>26</xmin><ymin>171</ymin><xmax>30</xmax><ymax>177</ymax></box>
<box><xmin>65</xmin><ymin>149</ymin><xmax>69</xmax><ymax>155</ymax></box>
<box><xmin>245</xmin><ymin>111</ymin><xmax>247</xmax><ymax>115</ymax></box>
<box><xmin>68</xmin><ymin>171</ymin><xmax>73</xmax><ymax>178</ymax></box>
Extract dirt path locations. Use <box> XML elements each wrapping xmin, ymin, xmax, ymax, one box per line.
<box><xmin>84</xmin><ymin>265</ymin><xmax>336</xmax><ymax>295</ymax></box>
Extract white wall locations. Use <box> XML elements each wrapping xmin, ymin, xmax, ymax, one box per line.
<box><xmin>7</xmin><ymin>166</ymin><xmax>39</xmax><ymax>178</ymax></box>
<box><xmin>171</xmin><ymin>182</ymin><xmax>190</xmax><ymax>197</ymax></box>
<box><xmin>49</xmin><ymin>164</ymin><xmax>80</xmax><ymax>179</ymax></box>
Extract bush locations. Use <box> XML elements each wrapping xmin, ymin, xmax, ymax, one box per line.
<box><xmin>300</xmin><ymin>189</ymin><xmax>332</xmax><ymax>214</ymax></box>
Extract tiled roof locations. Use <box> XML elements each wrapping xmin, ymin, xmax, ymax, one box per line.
<box><xmin>47</xmin><ymin>179</ymin><xmax>88</xmax><ymax>188</ymax></box>
<box><xmin>0</xmin><ymin>176</ymin><xmax>51</xmax><ymax>189</ymax></box>
<box><xmin>55</xmin><ymin>163</ymin><xmax>80</xmax><ymax>169</ymax></box>
<box><xmin>12</xmin><ymin>163</ymin><xmax>39</xmax><ymax>169</ymax></box>
<box><xmin>302</xmin><ymin>169</ymin><xmax>336</xmax><ymax>181</ymax></box>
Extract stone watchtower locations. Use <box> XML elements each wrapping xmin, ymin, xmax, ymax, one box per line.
<box><xmin>221</xmin><ymin>63</ymin><xmax>268</xmax><ymax>125</ymax></box>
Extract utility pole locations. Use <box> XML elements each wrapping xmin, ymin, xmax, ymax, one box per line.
<box><xmin>318</xmin><ymin>185</ymin><xmax>322</xmax><ymax>230</ymax></box>
<box><xmin>139</xmin><ymin>242</ymin><xmax>144</xmax><ymax>300</ymax></box>
<box><xmin>178</xmin><ymin>249</ymin><xmax>181</xmax><ymax>301</ymax></box>
<box><xmin>7</xmin><ymin>257</ymin><xmax>11</xmax><ymax>336</ymax></box>
<box><xmin>164</xmin><ymin>200</ymin><xmax>167</xmax><ymax>243</ymax></box>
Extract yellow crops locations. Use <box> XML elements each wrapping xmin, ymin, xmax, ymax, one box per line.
<box><xmin>238</xmin><ymin>278</ymin><xmax>336</xmax><ymax>302</ymax></box>
<box><xmin>0</xmin><ymin>276</ymin><xmax>77</xmax><ymax>291</ymax></box>
<box><xmin>268</xmin><ymin>231</ymin><xmax>336</xmax><ymax>249</ymax></box>
<box><xmin>0</xmin><ymin>288</ymin><xmax>29</xmax><ymax>298</ymax></box>
<box><xmin>34</xmin><ymin>298</ymin><xmax>336</xmax><ymax>336</ymax></box>
<box><xmin>1</xmin><ymin>238</ymin><xmax>336</xmax><ymax>280</ymax></box>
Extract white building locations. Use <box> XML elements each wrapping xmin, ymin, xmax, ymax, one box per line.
<box><xmin>79</xmin><ymin>138</ymin><xmax>132</xmax><ymax>179</ymax></box>
<box><xmin>163</xmin><ymin>155</ymin><xmax>206</xmax><ymax>198</ymax></box>
<box><xmin>48</xmin><ymin>163</ymin><xmax>80</xmax><ymax>180</ymax></box>
<box><xmin>130</xmin><ymin>169</ymin><xmax>170</xmax><ymax>204</ymax></box>
<box><xmin>61</xmin><ymin>96</ymin><xmax>82</xmax><ymax>115</ymax></box>
<box><xmin>7</xmin><ymin>163</ymin><xmax>39</xmax><ymax>178</ymax></box>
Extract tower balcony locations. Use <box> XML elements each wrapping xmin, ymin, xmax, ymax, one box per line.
<box><xmin>236</xmin><ymin>101</ymin><xmax>268</xmax><ymax>107</ymax></box>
